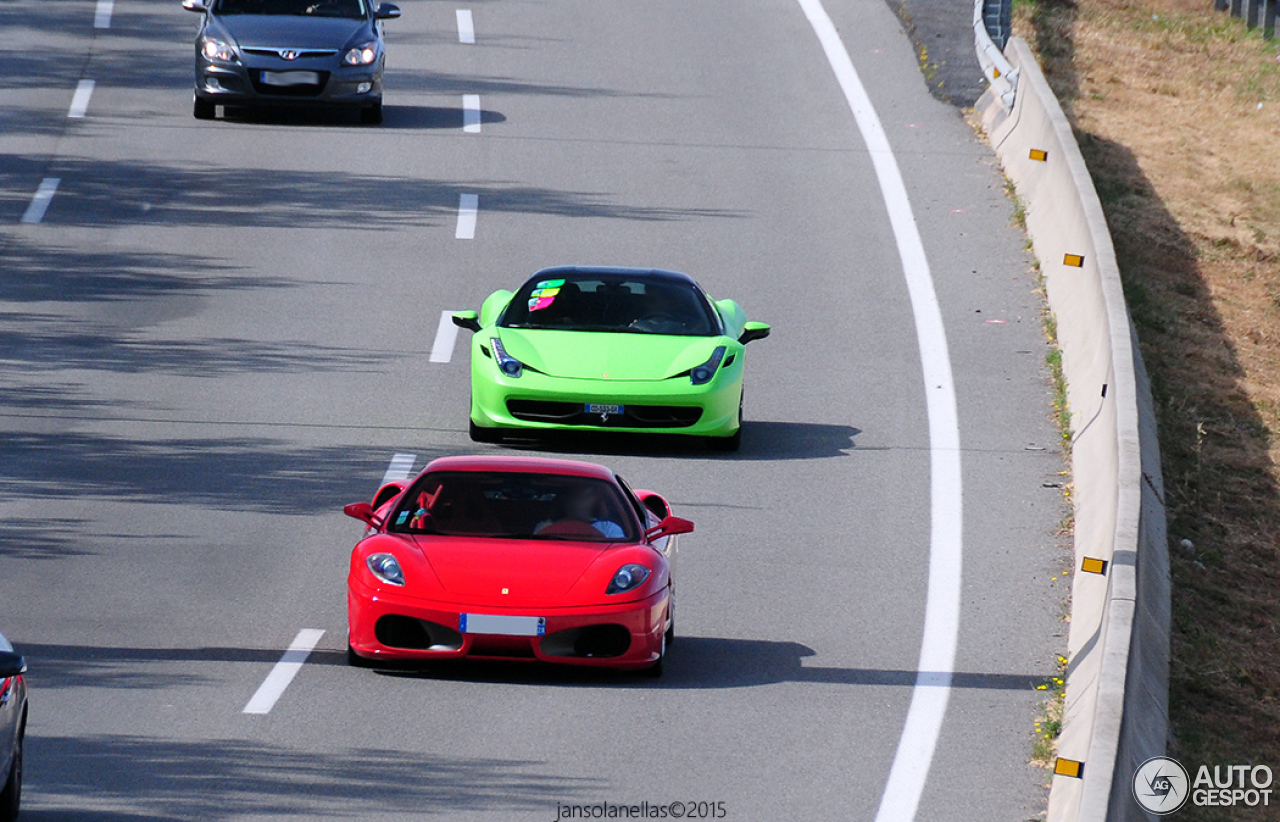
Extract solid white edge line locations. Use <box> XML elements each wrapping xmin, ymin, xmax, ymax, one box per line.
<box><xmin>21</xmin><ymin>178</ymin><xmax>61</xmax><ymax>224</ymax></box>
<box><xmin>794</xmin><ymin>2</ymin><xmax>963</xmax><ymax>820</ymax></box>
<box><xmin>456</xmin><ymin>9</ymin><xmax>475</xmax><ymax>44</ymax></box>
<box><xmin>69</xmin><ymin>80</ymin><xmax>95</xmax><ymax>118</ymax></box>
<box><xmin>94</xmin><ymin>0</ymin><xmax>114</xmax><ymax>29</ymax></box>
<box><xmin>380</xmin><ymin>453</ymin><xmax>417</xmax><ymax>485</ymax></box>
<box><xmin>242</xmin><ymin>628</ymin><xmax>324</xmax><ymax>714</ymax></box>
<box><xmin>462</xmin><ymin>94</ymin><xmax>481</xmax><ymax>133</ymax></box>
<box><xmin>429</xmin><ymin>310</ymin><xmax>462</xmax><ymax>362</ymax></box>
<box><xmin>455</xmin><ymin>193</ymin><xmax>478</xmax><ymax>239</ymax></box>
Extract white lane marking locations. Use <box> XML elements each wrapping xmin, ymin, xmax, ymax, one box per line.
<box><xmin>455</xmin><ymin>193</ymin><xmax>478</xmax><ymax>239</ymax></box>
<box><xmin>381</xmin><ymin>453</ymin><xmax>417</xmax><ymax>485</ymax></box>
<box><xmin>795</xmin><ymin>2</ymin><xmax>963</xmax><ymax>820</ymax></box>
<box><xmin>94</xmin><ymin>0</ymin><xmax>114</xmax><ymax>28</ymax></box>
<box><xmin>456</xmin><ymin>9</ymin><xmax>475</xmax><ymax>44</ymax></box>
<box><xmin>68</xmin><ymin>80</ymin><xmax>95</xmax><ymax>118</ymax></box>
<box><xmin>429</xmin><ymin>310</ymin><xmax>461</xmax><ymax>362</ymax></box>
<box><xmin>242</xmin><ymin>628</ymin><xmax>324</xmax><ymax>714</ymax></box>
<box><xmin>20</xmin><ymin>178</ymin><xmax>61</xmax><ymax>224</ymax></box>
<box><xmin>462</xmin><ymin>94</ymin><xmax>481</xmax><ymax>133</ymax></box>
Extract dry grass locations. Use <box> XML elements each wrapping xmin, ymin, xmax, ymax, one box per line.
<box><xmin>1013</xmin><ymin>0</ymin><xmax>1280</xmax><ymax>816</ymax></box>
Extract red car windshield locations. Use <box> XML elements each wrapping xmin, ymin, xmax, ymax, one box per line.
<box><xmin>387</xmin><ymin>472</ymin><xmax>639</xmax><ymax>542</ymax></box>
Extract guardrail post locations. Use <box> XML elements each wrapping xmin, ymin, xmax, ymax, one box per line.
<box><xmin>1232</xmin><ymin>0</ymin><xmax>1244</xmax><ymax>19</ymax></box>
<box><xmin>1249</xmin><ymin>0</ymin><xmax>1261</xmax><ymax>28</ymax></box>
<box><xmin>1265</xmin><ymin>0</ymin><xmax>1277</xmax><ymax>38</ymax></box>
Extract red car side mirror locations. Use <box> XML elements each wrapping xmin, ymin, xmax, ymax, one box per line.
<box><xmin>645</xmin><ymin>516</ymin><xmax>694</xmax><ymax>542</ymax></box>
<box><xmin>344</xmin><ymin>502</ymin><xmax>379</xmax><ymax>526</ymax></box>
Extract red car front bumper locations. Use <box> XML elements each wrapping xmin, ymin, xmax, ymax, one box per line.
<box><xmin>348</xmin><ymin>577</ymin><xmax>667</xmax><ymax>671</ymax></box>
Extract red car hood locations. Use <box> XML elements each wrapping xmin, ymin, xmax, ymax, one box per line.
<box><xmin>411</xmin><ymin>535</ymin><xmax>615</xmax><ymax>607</ymax></box>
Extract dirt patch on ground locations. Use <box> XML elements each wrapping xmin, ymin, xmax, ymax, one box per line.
<box><xmin>1013</xmin><ymin>0</ymin><xmax>1280</xmax><ymax>815</ymax></box>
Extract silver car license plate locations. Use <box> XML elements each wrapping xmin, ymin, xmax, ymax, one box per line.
<box><xmin>260</xmin><ymin>70</ymin><xmax>320</xmax><ymax>86</ymax></box>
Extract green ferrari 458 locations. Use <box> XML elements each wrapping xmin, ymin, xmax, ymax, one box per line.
<box><xmin>452</xmin><ymin>266</ymin><xmax>770</xmax><ymax>451</ymax></box>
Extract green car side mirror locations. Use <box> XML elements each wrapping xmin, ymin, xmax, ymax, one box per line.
<box><xmin>452</xmin><ymin>311</ymin><xmax>481</xmax><ymax>332</ymax></box>
<box><xmin>739</xmin><ymin>321</ymin><xmax>771</xmax><ymax>344</ymax></box>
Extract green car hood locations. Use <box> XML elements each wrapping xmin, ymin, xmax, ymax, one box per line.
<box><xmin>495</xmin><ymin>328</ymin><xmax>725</xmax><ymax>381</ymax></box>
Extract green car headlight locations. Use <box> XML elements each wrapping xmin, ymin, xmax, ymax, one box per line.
<box><xmin>490</xmin><ymin>337</ymin><xmax>524</xmax><ymax>378</ymax></box>
<box><xmin>690</xmin><ymin>346</ymin><xmax>726</xmax><ymax>385</ymax></box>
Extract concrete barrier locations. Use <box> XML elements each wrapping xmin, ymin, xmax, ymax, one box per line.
<box><xmin>977</xmin><ymin>37</ymin><xmax>1170</xmax><ymax>822</ymax></box>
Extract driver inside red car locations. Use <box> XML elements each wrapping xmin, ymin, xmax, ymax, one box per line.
<box><xmin>535</xmin><ymin>484</ymin><xmax>624</xmax><ymax>539</ymax></box>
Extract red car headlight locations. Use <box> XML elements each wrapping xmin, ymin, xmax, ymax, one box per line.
<box><xmin>606</xmin><ymin>563</ymin><xmax>650</xmax><ymax>595</ymax></box>
<box><xmin>366</xmin><ymin>553</ymin><xmax>405</xmax><ymax>586</ymax></box>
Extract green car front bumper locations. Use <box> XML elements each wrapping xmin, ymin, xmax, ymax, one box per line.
<box><xmin>469</xmin><ymin>360</ymin><xmax>744</xmax><ymax>439</ymax></box>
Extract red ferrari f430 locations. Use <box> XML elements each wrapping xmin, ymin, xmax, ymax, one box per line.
<box><xmin>344</xmin><ymin>456</ymin><xmax>692</xmax><ymax>675</ymax></box>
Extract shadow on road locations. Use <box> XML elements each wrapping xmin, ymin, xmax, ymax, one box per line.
<box><xmin>372</xmin><ymin>636</ymin><xmax>1047</xmax><ymax>692</ymax></box>
<box><xmin>21</xmin><ymin>734</ymin><xmax>599</xmax><ymax>819</ymax></box>
<box><xmin>497</xmin><ymin>421</ymin><xmax>862</xmax><ymax>461</ymax></box>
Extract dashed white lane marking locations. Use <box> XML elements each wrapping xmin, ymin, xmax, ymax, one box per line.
<box><xmin>94</xmin><ymin>0</ymin><xmax>114</xmax><ymax>28</ymax></box>
<box><xmin>462</xmin><ymin>94</ymin><xmax>481</xmax><ymax>133</ymax></box>
<box><xmin>795</xmin><ymin>2</ymin><xmax>963</xmax><ymax>821</ymax></box>
<box><xmin>429</xmin><ymin>310</ymin><xmax>461</xmax><ymax>363</ymax></box>
<box><xmin>242</xmin><ymin>629</ymin><xmax>324</xmax><ymax>715</ymax></box>
<box><xmin>455</xmin><ymin>193</ymin><xmax>478</xmax><ymax>239</ymax></box>
<box><xmin>21</xmin><ymin>178</ymin><xmax>60</xmax><ymax>224</ymax></box>
<box><xmin>68</xmin><ymin>80</ymin><xmax>95</xmax><ymax>118</ymax></box>
<box><xmin>381</xmin><ymin>453</ymin><xmax>417</xmax><ymax>485</ymax></box>
<box><xmin>456</xmin><ymin>9</ymin><xmax>475</xmax><ymax>44</ymax></box>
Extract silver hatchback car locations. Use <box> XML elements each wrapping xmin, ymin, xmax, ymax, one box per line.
<box><xmin>0</xmin><ymin>632</ymin><xmax>26</xmax><ymax>822</ymax></box>
<box><xmin>184</xmin><ymin>0</ymin><xmax>401</xmax><ymax>124</ymax></box>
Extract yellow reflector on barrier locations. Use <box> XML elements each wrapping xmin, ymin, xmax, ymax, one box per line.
<box><xmin>1055</xmin><ymin>758</ymin><xmax>1085</xmax><ymax>778</ymax></box>
<box><xmin>1064</xmin><ymin>254</ymin><xmax>1085</xmax><ymax>267</ymax></box>
<box><xmin>1081</xmin><ymin>557</ymin><xmax>1108</xmax><ymax>575</ymax></box>
<box><xmin>992</xmin><ymin>68</ymin><xmax>1001</xmax><ymax>78</ymax></box>
<box><xmin>1030</xmin><ymin>148</ymin><xmax>1048</xmax><ymax>162</ymax></box>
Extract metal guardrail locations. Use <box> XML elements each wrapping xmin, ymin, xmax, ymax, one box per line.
<box><xmin>1216</xmin><ymin>0</ymin><xmax>1278</xmax><ymax>40</ymax></box>
<box><xmin>974</xmin><ymin>0</ymin><xmax>1019</xmax><ymax>108</ymax></box>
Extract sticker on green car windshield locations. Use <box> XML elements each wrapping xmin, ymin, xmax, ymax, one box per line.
<box><xmin>529</xmin><ymin>280</ymin><xmax>564</xmax><ymax>312</ymax></box>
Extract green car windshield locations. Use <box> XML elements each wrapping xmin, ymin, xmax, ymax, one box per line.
<box><xmin>216</xmin><ymin>0</ymin><xmax>367</xmax><ymax>17</ymax></box>
<box><xmin>500</xmin><ymin>274</ymin><xmax>720</xmax><ymax>336</ymax></box>
<box><xmin>386</xmin><ymin>472</ymin><xmax>640</xmax><ymax>542</ymax></box>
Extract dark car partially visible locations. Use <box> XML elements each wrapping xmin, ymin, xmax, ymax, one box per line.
<box><xmin>0</xmin><ymin>633</ymin><xmax>26</xmax><ymax>822</ymax></box>
<box><xmin>183</xmin><ymin>0</ymin><xmax>401</xmax><ymax>124</ymax></box>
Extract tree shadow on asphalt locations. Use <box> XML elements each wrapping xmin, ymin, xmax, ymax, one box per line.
<box><xmin>0</xmin><ymin>236</ymin><xmax>275</xmax><ymax>305</ymax></box>
<box><xmin>0</xmin><ymin>155</ymin><xmax>744</xmax><ymax>229</ymax></box>
<box><xmin>0</xmin><ymin>433</ymin><xmax>441</xmax><ymax>514</ymax></box>
<box><xmin>20</xmin><ymin>734</ymin><xmax>599</xmax><ymax>820</ymax></box>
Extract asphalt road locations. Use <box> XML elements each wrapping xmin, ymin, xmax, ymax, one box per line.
<box><xmin>0</xmin><ymin>0</ymin><xmax>1068</xmax><ymax>819</ymax></box>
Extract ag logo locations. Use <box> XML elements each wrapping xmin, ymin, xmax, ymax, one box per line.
<box><xmin>1134</xmin><ymin>756</ymin><xmax>1190</xmax><ymax>815</ymax></box>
